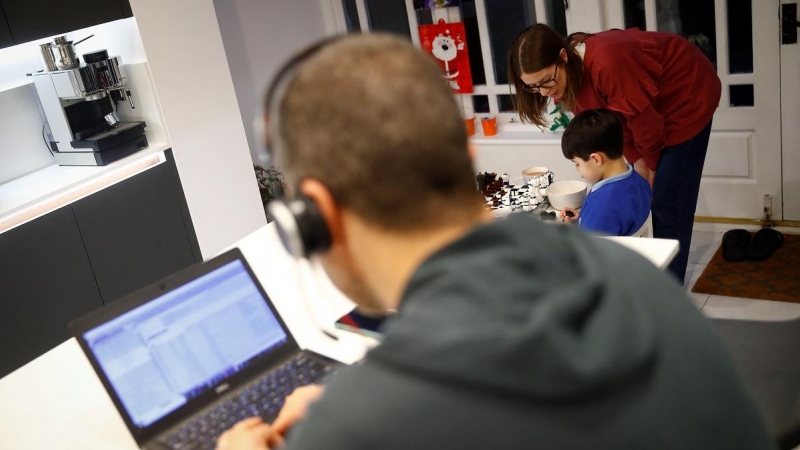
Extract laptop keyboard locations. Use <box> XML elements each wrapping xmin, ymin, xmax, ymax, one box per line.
<box><xmin>161</xmin><ymin>354</ymin><xmax>334</xmax><ymax>450</ymax></box>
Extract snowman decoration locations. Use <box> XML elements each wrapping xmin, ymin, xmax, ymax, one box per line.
<box><xmin>430</xmin><ymin>30</ymin><xmax>464</xmax><ymax>91</ymax></box>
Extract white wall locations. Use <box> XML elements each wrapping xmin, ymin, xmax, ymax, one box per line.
<box><xmin>130</xmin><ymin>0</ymin><xmax>266</xmax><ymax>259</ymax></box>
<box><xmin>0</xmin><ymin>18</ymin><xmax>152</xmax><ymax>185</ymax></box>
<box><xmin>212</xmin><ymin>0</ymin><xmax>331</xmax><ymax>165</ymax></box>
<box><xmin>0</xmin><ymin>86</ymin><xmax>56</xmax><ymax>185</ymax></box>
<box><xmin>472</xmin><ymin>142</ymin><xmax>582</xmax><ymax>185</ymax></box>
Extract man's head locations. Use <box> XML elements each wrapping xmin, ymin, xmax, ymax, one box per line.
<box><xmin>264</xmin><ymin>34</ymin><xmax>485</xmax><ymax>311</ymax></box>
<box><xmin>561</xmin><ymin>109</ymin><xmax>623</xmax><ymax>184</ymax></box>
<box><xmin>265</xmin><ymin>33</ymin><xmax>481</xmax><ymax>231</ymax></box>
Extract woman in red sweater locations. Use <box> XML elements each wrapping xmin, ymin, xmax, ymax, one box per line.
<box><xmin>509</xmin><ymin>24</ymin><xmax>721</xmax><ymax>282</ymax></box>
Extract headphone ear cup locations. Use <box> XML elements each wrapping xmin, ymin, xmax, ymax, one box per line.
<box><xmin>268</xmin><ymin>196</ymin><xmax>332</xmax><ymax>258</ymax></box>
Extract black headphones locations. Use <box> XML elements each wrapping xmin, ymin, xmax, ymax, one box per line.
<box><xmin>264</xmin><ymin>37</ymin><xmax>344</xmax><ymax>259</ymax></box>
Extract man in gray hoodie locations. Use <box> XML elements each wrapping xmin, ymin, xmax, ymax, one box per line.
<box><xmin>216</xmin><ymin>34</ymin><xmax>774</xmax><ymax>450</ymax></box>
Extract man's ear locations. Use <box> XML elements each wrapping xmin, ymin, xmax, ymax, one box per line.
<box><xmin>298</xmin><ymin>179</ymin><xmax>344</xmax><ymax>246</ymax></box>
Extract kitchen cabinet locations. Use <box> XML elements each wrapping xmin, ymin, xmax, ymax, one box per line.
<box><xmin>0</xmin><ymin>0</ymin><xmax>131</xmax><ymax>47</ymax></box>
<box><xmin>71</xmin><ymin>151</ymin><xmax>198</xmax><ymax>304</ymax></box>
<box><xmin>0</xmin><ymin>149</ymin><xmax>200</xmax><ymax>379</ymax></box>
<box><xmin>0</xmin><ymin>6</ymin><xmax>13</xmax><ymax>49</ymax></box>
<box><xmin>0</xmin><ymin>205</ymin><xmax>104</xmax><ymax>379</ymax></box>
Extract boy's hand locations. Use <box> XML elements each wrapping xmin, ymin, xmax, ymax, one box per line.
<box><xmin>560</xmin><ymin>207</ymin><xmax>579</xmax><ymax>224</ymax></box>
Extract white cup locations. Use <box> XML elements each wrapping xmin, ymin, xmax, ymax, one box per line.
<box><xmin>517</xmin><ymin>166</ymin><xmax>551</xmax><ymax>187</ymax></box>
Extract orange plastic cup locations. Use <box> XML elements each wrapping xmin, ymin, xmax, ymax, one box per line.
<box><xmin>481</xmin><ymin>116</ymin><xmax>497</xmax><ymax>136</ymax></box>
<box><xmin>464</xmin><ymin>116</ymin><xmax>476</xmax><ymax>136</ymax></box>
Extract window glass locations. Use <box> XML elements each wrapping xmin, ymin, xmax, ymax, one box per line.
<box><xmin>458</xmin><ymin>1</ymin><xmax>487</xmax><ymax>86</ymax></box>
<box><xmin>498</xmin><ymin>94</ymin><xmax>516</xmax><ymax>113</ymax></box>
<box><xmin>727</xmin><ymin>0</ymin><xmax>753</xmax><ymax>74</ymax></box>
<box><xmin>623</xmin><ymin>0</ymin><xmax>646</xmax><ymax>29</ymax></box>
<box><xmin>342</xmin><ymin>0</ymin><xmax>361</xmax><ymax>32</ymax></box>
<box><xmin>415</xmin><ymin>8</ymin><xmax>434</xmax><ymax>26</ymax></box>
<box><xmin>472</xmin><ymin>95</ymin><xmax>490</xmax><ymax>113</ymax></box>
<box><xmin>656</xmin><ymin>0</ymin><xmax>717</xmax><ymax>68</ymax></box>
<box><xmin>365</xmin><ymin>0</ymin><xmax>411</xmax><ymax>38</ymax></box>
<box><xmin>482</xmin><ymin>0</ymin><xmax>538</xmax><ymax>84</ymax></box>
<box><xmin>546</xmin><ymin>0</ymin><xmax>568</xmax><ymax>37</ymax></box>
<box><xmin>730</xmin><ymin>84</ymin><xmax>754</xmax><ymax>107</ymax></box>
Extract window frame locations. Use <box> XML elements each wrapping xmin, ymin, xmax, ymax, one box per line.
<box><xmin>325</xmin><ymin>0</ymin><xmax>568</xmax><ymax>125</ymax></box>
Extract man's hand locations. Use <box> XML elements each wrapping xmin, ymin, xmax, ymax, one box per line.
<box><xmin>216</xmin><ymin>417</ymin><xmax>272</xmax><ymax>450</ymax></box>
<box><xmin>267</xmin><ymin>384</ymin><xmax>327</xmax><ymax>447</ymax></box>
<box><xmin>559</xmin><ymin>207</ymin><xmax>579</xmax><ymax>224</ymax></box>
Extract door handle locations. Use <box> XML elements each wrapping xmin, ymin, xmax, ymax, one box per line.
<box><xmin>783</xmin><ymin>3</ymin><xmax>798</xmax><ymax>44</ymax></box>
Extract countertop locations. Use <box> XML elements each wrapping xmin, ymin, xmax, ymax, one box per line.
<box><xmin>0</xmin><ymin>224</ymin><xmax>370</xmax><ymax>450</ymax></box>
<box><xmin>0</xmin><ymin>224</ymin><xmax>676</xmax><ymax>449</ymax></box>
<box><xmin>0</xmin><ymin>143</ymin><xmax>171</xmax><ymax>234</ymax></box>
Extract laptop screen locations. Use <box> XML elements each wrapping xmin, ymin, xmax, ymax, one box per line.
<box><xmin>82</xmin><ymin>259</ymin><xmax>288</xmax><ymax>428</ymax></box>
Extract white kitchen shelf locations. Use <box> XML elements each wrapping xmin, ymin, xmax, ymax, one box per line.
<box><xmin>470</xmin><ymin>125</ymin><xmax>564</xmax><ymax>146</ymax></box>
<box><xmin>0</xmin><ymin>143</ymin><xmax>171</xmax><ymax>234</ymax></box>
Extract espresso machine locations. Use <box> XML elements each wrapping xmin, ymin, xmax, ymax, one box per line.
<box><xmin>28</xmin><ymin>37</ymin><xmax>147</xmax><ymax>166</ymax></box>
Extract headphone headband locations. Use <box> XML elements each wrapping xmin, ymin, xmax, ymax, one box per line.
<box><xmin>264</xmin><ymin>37</ymin><xmax>344</xmax><ymax>258</ymax></box>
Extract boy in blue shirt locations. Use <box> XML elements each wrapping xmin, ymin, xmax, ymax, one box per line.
<box><xmin>559</xmin><ymin>109</ymin><xmax>652</xmax><ymax>236</ymax></box>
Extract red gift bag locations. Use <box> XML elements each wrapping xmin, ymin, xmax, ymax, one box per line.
<box><xmin>418</xmin><ymin>19</ymin><xmax>474</xmax><ymax>94</ymax></box>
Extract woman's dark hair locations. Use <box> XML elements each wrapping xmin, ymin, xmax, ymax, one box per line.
<box><xmin>508</xmin><ymin>24</ymin><xmax>588</xmax><ymax>127</ymax></box>
<box><xmin>561</xmin><ymin>109</ymin><xmax>624</xmax><ymax>161</ymax></box>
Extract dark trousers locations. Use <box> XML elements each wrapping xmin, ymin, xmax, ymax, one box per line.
<box><xmin>652</xmin><ymin>121</ymin><xmax>713</xmax><ymax>284</ymax></box>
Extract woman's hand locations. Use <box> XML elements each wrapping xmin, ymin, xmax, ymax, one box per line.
<box><xmin>559</xmin><ymin>207</ymin><xmax>579</xmax><ymax>224</ymax></box>
<box><xmin>633</xmin><ymin>159</ymin><xmax>656</xmax><ymax>187</ymax></box>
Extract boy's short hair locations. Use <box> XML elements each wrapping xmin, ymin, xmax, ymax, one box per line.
<box><xmin>561</xmin><ymin>109</ymin><xmax>623</xmax><ymax>161</ymax></box>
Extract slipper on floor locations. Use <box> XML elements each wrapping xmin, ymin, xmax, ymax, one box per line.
<box><xmin>722</xmin><ymin>229</ymin><xmax>752</xmax><ymax>262</ymax></box>
<box><xmin>745</xmin><ymin>228</ymin><xmax>783</xmax><ymax>262</ymax></box>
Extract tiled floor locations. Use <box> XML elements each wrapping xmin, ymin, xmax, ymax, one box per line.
<box><xmin>685</xmin><ymin>223</ymin><xmax>800</xmax><ymax>321</ymax></box>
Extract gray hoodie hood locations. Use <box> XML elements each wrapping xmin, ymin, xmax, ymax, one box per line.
<box><xmin>286</xmin><ymin>214</ymin><xmax>774</xmax><ymax>450</ymax></box>
<box><xmin>371</xmin><ymin>214</ymin><xmax>661</xmax><ymax>400</ymax></box>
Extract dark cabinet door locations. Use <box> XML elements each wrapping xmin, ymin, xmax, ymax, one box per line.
<box><xmin>0</xmin><ymin>206</ymin><xmax>104</xmax><ymax>379</ymax></box>
<box><xmin>120</xmin><ymin>0</ymin><xmax>132</xmax><ymax>18</ymax></box>
<box><xmin>71</xmin><ymin>157</ymin><xmax>197</xmax><ymax>305</ymax></box>
<box><xmin>2</xmin><ymin>0</ymin><xmax>126</xmax><ymax>44</ymax></box>
<box><xmin>0</xmin><ymin>6</ymin><xmax>13</xmax><ymax>49</ymax></box>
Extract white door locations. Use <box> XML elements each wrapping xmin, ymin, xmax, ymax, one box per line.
<box><xmin>781</xmin><ymin>0</ymin><xmax>800</xmax><ymax>221</ymax></box>
<box><xmin>598</xmin><ymin>0</ymin><xmax>784</xmax><ymax>221</ymax></box>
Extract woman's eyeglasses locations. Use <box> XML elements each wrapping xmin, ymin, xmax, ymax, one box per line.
<box><xmin>522</xmin><ymin>65</ymin><xmax>558</xmax><ymax>94</ymax></box>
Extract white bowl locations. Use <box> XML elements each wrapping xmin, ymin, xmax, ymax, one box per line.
<box><xmin>546</xmin><ymin>180</ymin><xmax>588</xmax><ymax>210</ymax></box>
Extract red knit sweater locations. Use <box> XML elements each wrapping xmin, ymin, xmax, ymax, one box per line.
<box><xmin>572</xmin><ymin>29</ymin><xmax>721</xmax><ymax>170</ymax></box>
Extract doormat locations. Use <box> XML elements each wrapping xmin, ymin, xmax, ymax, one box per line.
<box><xmin>692</xmin><ymin>233</ymin><xmax>800</xmax><ymax>303</ymax></box>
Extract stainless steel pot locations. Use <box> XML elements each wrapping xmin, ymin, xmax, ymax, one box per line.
<box><xmin>52</xmin><ymin>34</ymin><xmax>94</xmax><ymax>70</ymax></box>
<box><xmin>39</xmin><ymin>43</ymin><xmax>57</xmax><ymax>71</ymax></box>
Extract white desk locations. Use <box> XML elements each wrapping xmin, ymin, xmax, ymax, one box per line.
<box><xmin>0</xmin><ymin>224</ymin><xmax>677</xmax><ymax>449</ymax></box>
<box><xmin>602</xmin><ymin>236</ymin><xmax>679</xmax><ymax>270</ymax></box>
<box><xmin>0</xmin><ymin>225</ymin><xmax>370</xmax><ymax>450</ymax></box>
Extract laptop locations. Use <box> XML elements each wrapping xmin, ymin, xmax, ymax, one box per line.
<box><xmin>70</xmin><ymin>248</ymin><xmax>341</xmax><ymax>450</ymax></box>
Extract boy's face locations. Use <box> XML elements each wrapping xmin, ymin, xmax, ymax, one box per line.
<box><xmin>572</xmin><ymin>154</ymin><xmax>603</xmax><ymax>184</ymax></box>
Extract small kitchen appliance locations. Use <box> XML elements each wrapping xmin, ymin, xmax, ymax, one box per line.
<box><xmin>28</xmin><ymin>43</ymin><xmax>147</xmax><ymax>166</ymax></box>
